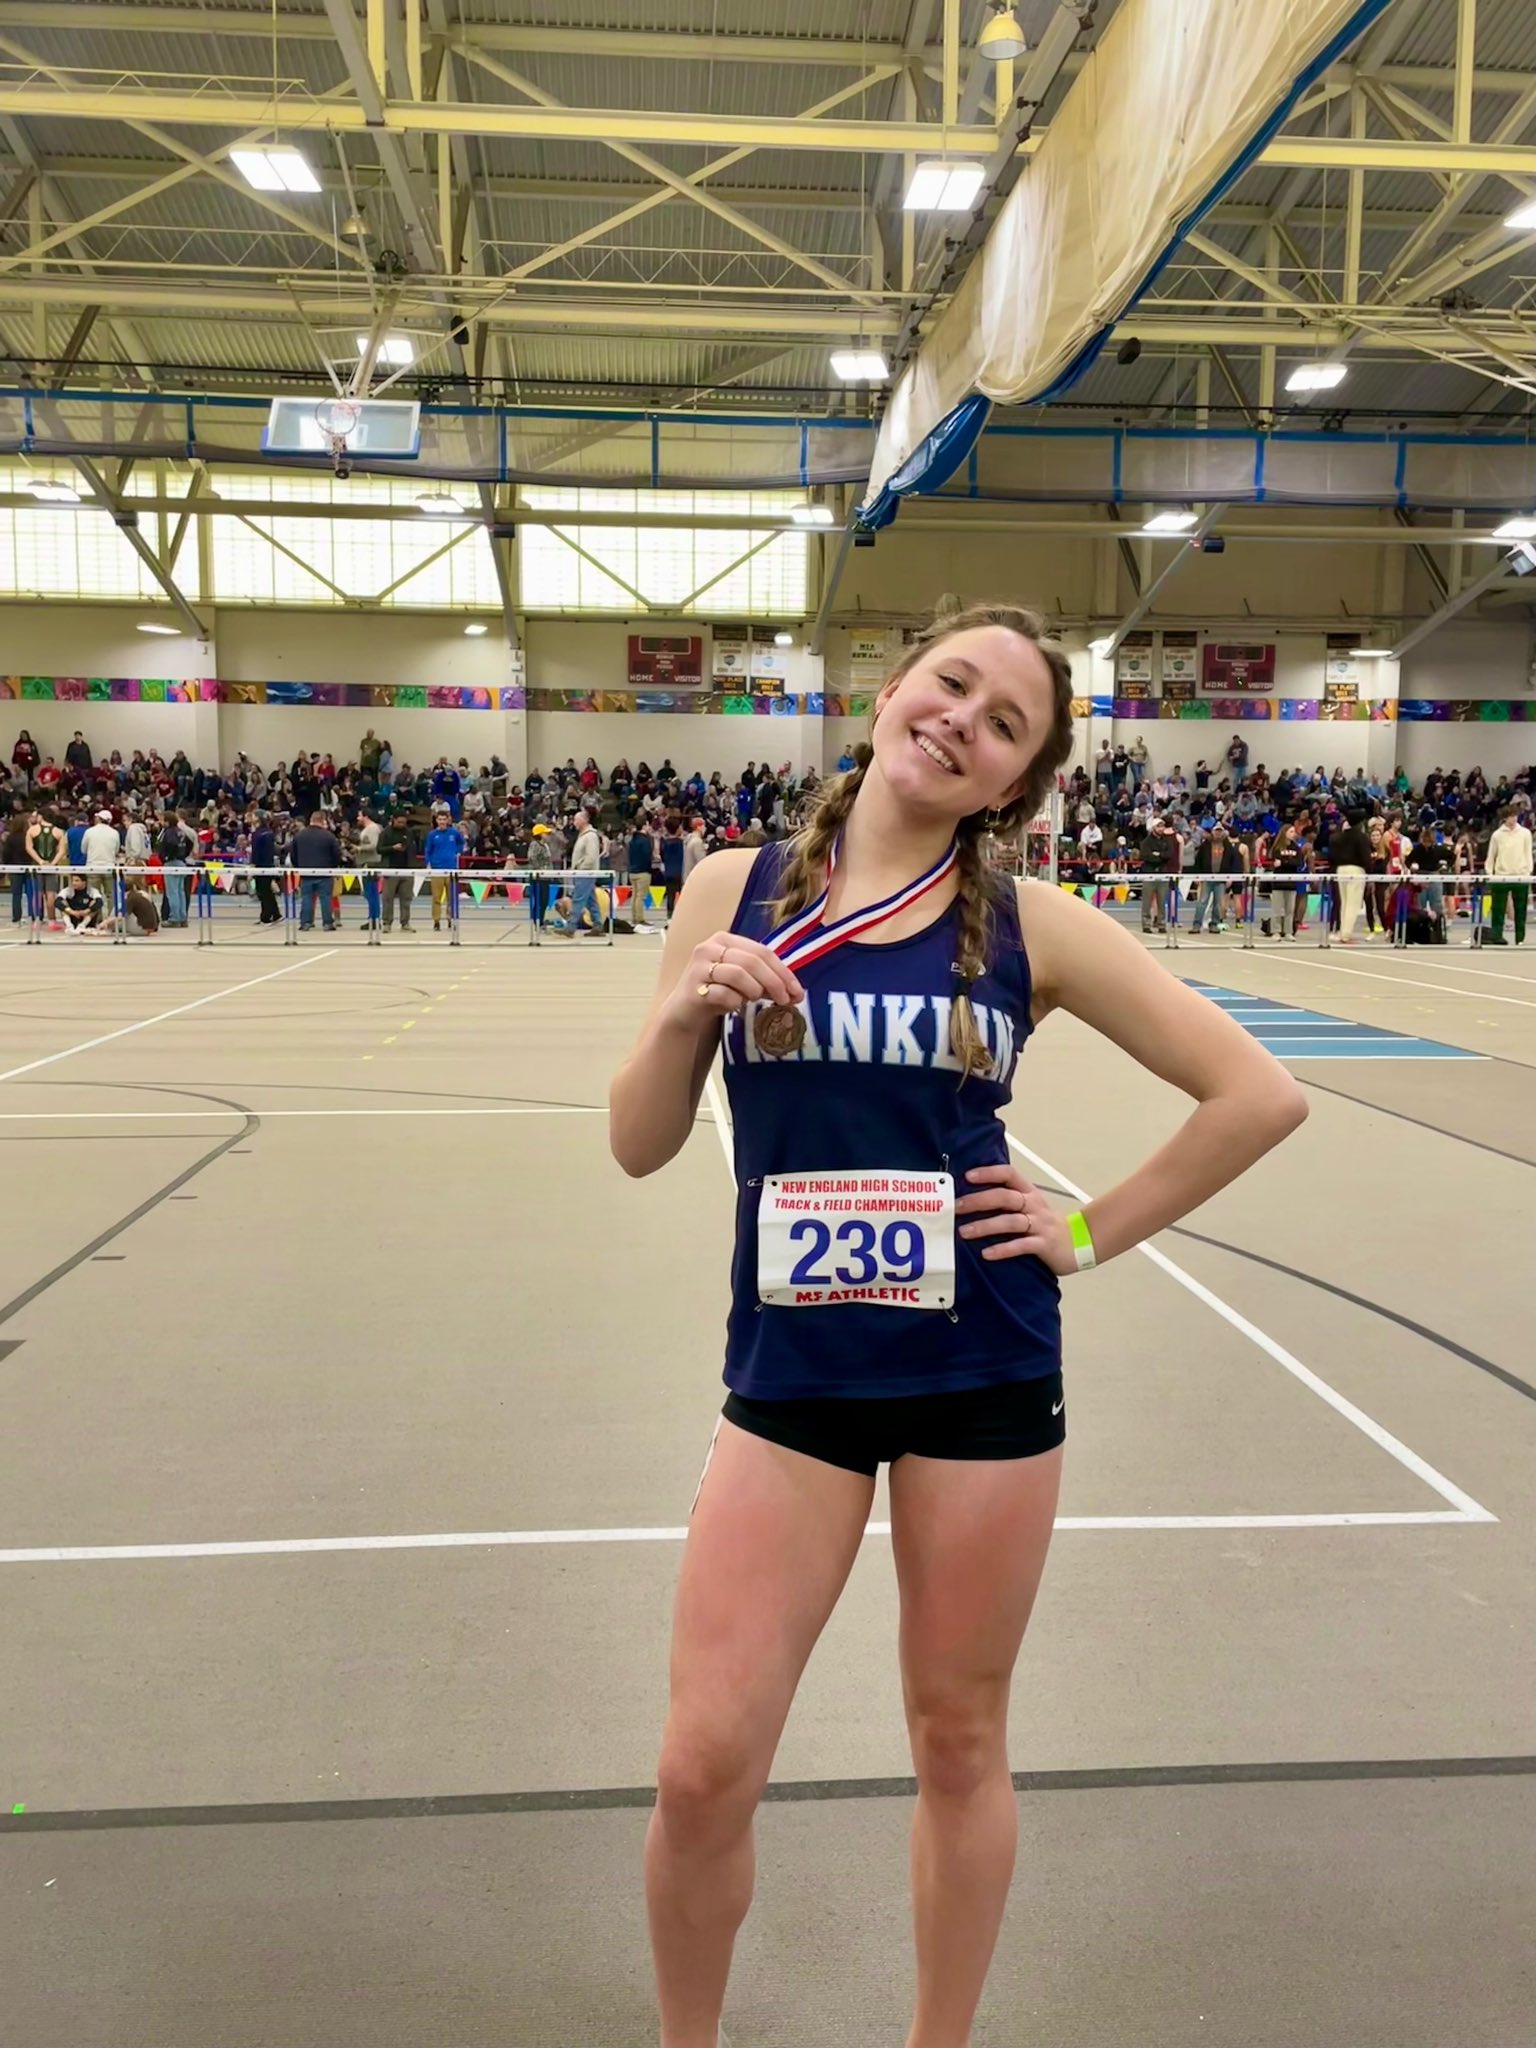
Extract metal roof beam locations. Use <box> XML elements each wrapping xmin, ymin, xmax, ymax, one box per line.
<box><xmin>483</xmin><ymin>64</ymin><xmax>899</xmax><ymax>289</ymax></box>
<box><xmin>0</xmin><ymin>84</ymin><xmax>1003</xmax><ymax>154</ymax></box>
<box><xmin>0</xmin><ymin>33</ymin><xmax>369</xmax><ymax>273</ymax></box>
<box><xmin>0</xmin><ymin>495</ymin><xmax>1516</xmax><ymax>547</ymax></box>
<box><xmin>64</xmin><ymin>453</ymin><xmax>209</xmax><ymax>634</ymax></box>
<box><xmin>1262</xmin><ymin>135</ymin><xmax>1536</xmax><ymax>174</ymax></box>
<box><xmin>11</xmin><ymin>161</ymin><xmax>881</xmax><ymax>211</ymax></box>
<box><xmin>1391</xmin><ymin>549</ymin><xmax>1515</xmax><ymax>657</ymax></box>
<box><xmin>1100</xmin><ymin>504</ymin><xmax>1227</xmax><ymax>660</ymax></box>
<box><xmin>0</xmin><ymin>275</ymin><xmax>908</xmax><ymax>333</ymax></box>
<box><xmin>0</xmin><ymin>114</ymin><xmax>156</xmax><ymax>377</ymax></box>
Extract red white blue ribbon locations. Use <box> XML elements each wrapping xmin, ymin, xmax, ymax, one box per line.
<box><xmin>764</xmin><ymin>836</ymin><xmax>959</xmax><ymax>972</ymax></box>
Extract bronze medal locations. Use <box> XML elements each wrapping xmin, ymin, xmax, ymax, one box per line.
<box><xmin>753</xmin><ymin>1002</ymin><xmax>807</xmax><ymax>1058</ymax></box>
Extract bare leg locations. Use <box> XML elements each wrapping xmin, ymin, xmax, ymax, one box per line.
<box><xmin>891</xmin><ymin>1444</ymin><xmax>1064</xmax><ymax>2048</ymax></box>
<box><xmin>647</xmin><ymin>1420</ymin><xmax>874</xmax><ymax>2048</ymax></box>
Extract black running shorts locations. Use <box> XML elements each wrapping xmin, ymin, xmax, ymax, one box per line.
<box><xmin>721</xmin><ymin>1372</ymin><xmax>1065</xmax><ymax>1478</ymax></box>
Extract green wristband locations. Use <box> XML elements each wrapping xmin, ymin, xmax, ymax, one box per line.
<box><xmin>1066</xmin><ymin>1210</ymin><xmax>1097</xmax><ymax>1273</ymax></box>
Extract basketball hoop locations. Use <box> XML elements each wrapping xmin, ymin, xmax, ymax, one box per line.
<box><xmin>314</xmin><ymin>397</ymin><xmax>362</xmax><ymax>463</ymax></box>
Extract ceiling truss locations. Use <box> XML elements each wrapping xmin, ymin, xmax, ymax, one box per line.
<box><xmin>0</xmin><ymin>2</ymin><xmax>1528</xmax><ymax>429</ymax></box>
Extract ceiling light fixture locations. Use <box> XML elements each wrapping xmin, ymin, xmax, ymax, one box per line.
<box><xmin>464</xmin><ymin>622</ymin><xmax>489</xmax><ymax>636</ymax></box>
<box><xmin>25</xmin><ymin>478</ymin><xmax>81</xmax><ymax>503</ymax></box>
<box><xmin>415</xmin><ymin>492</ymin><xmax>463</xmax><ymax>516</ymax></box>
<box><xmin>1492</xmin><ymin>515</ymin><xmax>1536</xmax><ymax>540</ymax></box>
<box><xmin>1286</xmin><ymin>361</ymin><xmax>1349</xmax><ymax>393</ymax></box>
<box><xmin>830</xmin><ymin>349</ymin><xmax>890</xmax><ymax>382</ymax></box>
<box><xmin>137</xmin><ymin>621</ymin><xmax>180</xmax><ymax>636</ymax></box>
<box><xmin>902</xmin><ymin>159</ymin><xmax>987</xmax><ymax>212</ymax></box>
<box><xmin>773</xmin><ymin>631</ymin><xmax>794</xmax><ymax>648</ymax></box>
<box><xmin>1506</xmin><ymin>199</ymin><xmax>1536</xmax><ymax>230</ymax></box>
<box><xmin>978</xmin><ymin>3</ymin><xmax>1029</xmax><ymax>61</ymax></box>
<box><xmin>1353</xmin><ymin>648</ymin><xmax>1395</xmax><ymax>657</ymax></box>
<box><xmin>1141</xmin><ymin>509</ymin><xmax>1199</xmax><ymax>534</ymax></box>
<box><xmin>231</xmin><ymin>147</ymin><xmax>321</xmax><ymax>194</ymax></box>
<box><xmin>791</xmin><ymin>504</ymin><xmax>836</xmax><ymax>526</ymax></box>
<box><xmin>357</xmin><ymin>333</ymin><xmax>415</xmax><ymax>365</ymax></box>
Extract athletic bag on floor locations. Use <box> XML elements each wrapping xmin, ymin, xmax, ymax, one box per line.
<box><xmin>1405</xmin><ymin>910</ymin><xmax>1447</xmax><ymax>945</ymax></box>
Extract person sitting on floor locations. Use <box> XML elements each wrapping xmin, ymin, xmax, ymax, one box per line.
<box><xmin>57</xmin><ymin>872</ymin><xmax>105</xmax><ymax>933</ymax></box>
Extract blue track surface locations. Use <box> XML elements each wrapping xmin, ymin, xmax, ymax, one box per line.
<box><xmin>1184</xmin><ymin>983</ymin><xmax>1484</xmax><ymax>1061</ymax></box>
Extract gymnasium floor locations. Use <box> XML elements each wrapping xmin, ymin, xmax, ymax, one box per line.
<box><xmin>2</xmin><ymin>921</ymin><xmax>1533</xmax><ymax>2048</ymax></box>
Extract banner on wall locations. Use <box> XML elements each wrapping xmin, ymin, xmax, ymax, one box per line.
<box><xmin>627</xmin><ymin>634</ymin><xmax>703</xmax><ymax>688</ymax></box>
<box><xmin>848</xmin><ymin>629</ymin><xmax>894</xmax><ymax>687</ymax></box>
<box><xmin>1115</xmin><ymin>680</ymin><xmax>1152</xmax><ymax>701</ymax></box>
<box><xmin>1325</xmin><ymin>633</ymin><xmax>1361</xmax><ymax>695</ymax></box>
<box><xmin>1200</xmin><ymin>642</ymin><xmax>1276</xmax><ymax>692</ymax></box>
<box><xmin>1163</xmin><ymin>677</ymin><xmax>1196</xmax><ymax>702</ymax></box>
<box><xmin>712</xmin><ymin>625</ymin><xmax>751</xmax><ymax>681</ymax></box>
<box><xmin>1115</xmin><ymin>631</ymin><xmax>1154</xmax><ymax>687</ymax></box>
<box><xmin>1161</xmin><ymin>631</ymin><xmax>1199</xmax><ymax>687</ymax></box>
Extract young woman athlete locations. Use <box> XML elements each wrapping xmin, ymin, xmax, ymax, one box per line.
<box><xmin>610</xmin><ymin>601</ymin><xmax>1308</xmax><ymax>2048</ymax></box>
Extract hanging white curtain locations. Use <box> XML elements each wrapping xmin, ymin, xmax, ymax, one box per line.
<box><xmin>866</xmin><ymin>0</ymin><xmax>1392</xmax><ymax>506</ymax></box>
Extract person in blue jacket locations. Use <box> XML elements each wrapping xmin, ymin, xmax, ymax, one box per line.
<box><xmin>430</xmin><ymin>756</ymin><xmax>463</xmax><ymax>818</ymax></box>
<box><xmin>423</xmin><ymin>806</ymin><xmax>463</xmax><ymax>930</ymax></box>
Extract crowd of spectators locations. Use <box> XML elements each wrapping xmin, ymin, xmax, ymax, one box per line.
<box><xmin>1062</xmin><ymin>730</ymin><xmax>1535</xmax><ymax>943</ymax></box>
<box><xmin>6</xmin><ymin>722</ymin><xmax>1533</xmax><ymax>944</ymax></box>
<box><xmin>2</xmin><ymin>724</ymin><xmax>828</xmax><ymax>936</ymax></box>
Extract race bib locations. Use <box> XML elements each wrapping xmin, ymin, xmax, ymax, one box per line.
<box><xmin>757</xmin><ymin>1170</ymin><xmax>954</xmax><ymax>1311</ymax></box>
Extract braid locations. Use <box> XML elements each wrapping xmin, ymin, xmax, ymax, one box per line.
<box><xmin>768</xmin><ymin>742</ymin><xmax>870</xmax><ymax>924</ymax></box>
<box><xmin>948</xmin><ymin>825</ymin><xmax>1002</xmax><ymax>1080</ymax></box>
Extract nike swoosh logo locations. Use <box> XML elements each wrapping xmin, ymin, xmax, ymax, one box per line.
<box><xmin>1052</xmin><ymin>1398</ymin><xmax>1065</xmax><ymax>1416</ymax></box>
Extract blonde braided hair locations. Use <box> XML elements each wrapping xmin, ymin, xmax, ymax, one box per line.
<box><xmin>770</xmin><ymin>601</ymin><xmax>1075</xmax><ymax>1078</ymax></box>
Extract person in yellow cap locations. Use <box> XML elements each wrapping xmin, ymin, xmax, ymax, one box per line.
<box><xmin>524</xmin><ymin>821</ymin><xmax>554</xmax><ymax>932</ymax></box>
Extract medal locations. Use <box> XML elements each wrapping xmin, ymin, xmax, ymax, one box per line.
<box><xmin>752</xmin><ymin>834</ymin><xmax>959</xmax><ymax>1057</ymax></box>
<box><xmin>754</xmin><ymin>1004</ymin><xmax>807</xmax><ymax>1057</ymax></box>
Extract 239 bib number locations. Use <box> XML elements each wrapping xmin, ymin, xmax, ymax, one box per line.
<box><xmin>758</xmin><ymin>1170</ymin><xmax>954</xmax><ymax>1311</ymax></box>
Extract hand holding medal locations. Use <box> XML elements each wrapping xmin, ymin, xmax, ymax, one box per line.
<box><xmin>746</xmin><ymin>834</ymin><xmax>959</xmax><ymax>1057</ymax></box>
<box><xmin>676</xmin><ymin>932</ymin><xmax>807</xmax><ymax>1030</ymax></box>
<box><xmin>670</xmin><ymin>835</ymin><xmax>958</xmax><ymax>1056</ymax></box>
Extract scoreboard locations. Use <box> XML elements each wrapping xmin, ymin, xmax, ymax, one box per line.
<box><xmin>628</xmin><ymin>635</ymin><xmax>703</xmax><ymax>688</ymax></box>
<box><xmin>1200</xmin><ymin>641</ymin><xmax>1276</xmax><ymax>692</ymax></box>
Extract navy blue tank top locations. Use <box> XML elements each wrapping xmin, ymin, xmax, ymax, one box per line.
<box><xmin>721</xmin><ymin>839</ymin><xmax>1061</xmax><ymax>1401</ymax></box>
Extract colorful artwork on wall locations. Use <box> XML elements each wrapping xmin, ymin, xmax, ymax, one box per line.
<box><xmin>0</xmin><ymin>676</ymin><xmax>527</xmax><ymax>710</ymax></box>
<box><xmin>4</xmin><ymin>674</ymin><xmax>1529</xmax><ymax>724</ymax></box>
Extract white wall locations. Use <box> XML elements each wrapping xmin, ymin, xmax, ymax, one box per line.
<box><xmin>1401</xmin><ymin>619</ymin><xmax>1534</xmax><ymax>699</ymax></box>
<box><xmin>217</xmin><ymin>704</ymin><xmax>506</xmax><ymax>777</ymax></box>
<box><xmin>1394</xmin><ymin>722</ymin><xmax>1536</xmax><ymax>783</ymax></box>
<box><xmin>0</xmin><ymin>607</ymin><xmax>211</xmax><ymax>679</ymax></box>
<box><xmin>529</xmin><ymin>711</ymin><xmax>811</xmax><ymax>783</ymax></box>
<box><xmin>215</xmin><ymin>608</ymin><xmax>512</xmax><ymax>688</ymax></box>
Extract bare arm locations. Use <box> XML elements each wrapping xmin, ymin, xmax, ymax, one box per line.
<box><xmin>970</xmin><ymin>881</ymin><xmax>1307</xmax><ymax>1269</ymax></box>
<box><xmin>608</xmin><ymin>852</ymin><xmax>805</xmax><ymax>1178</ymax></box>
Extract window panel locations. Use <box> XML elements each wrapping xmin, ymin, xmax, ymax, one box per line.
<box><xmin>520</xmin><ymin>487</ymin><xmax>808</xmax><ymax>615</ymax></box>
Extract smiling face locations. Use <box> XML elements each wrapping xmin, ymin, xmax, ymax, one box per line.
<box><xmin>871</xmin><ymin>624</ymin><xmax>1059</xmax><ymax>823</ymax></box>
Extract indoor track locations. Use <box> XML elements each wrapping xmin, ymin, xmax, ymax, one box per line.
<box><xmin>1</xmin><ymin>925</ymin><xmax>1533</xmax><ymax>2047</ymax></box>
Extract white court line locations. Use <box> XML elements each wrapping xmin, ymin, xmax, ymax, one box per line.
<box><xmin>0</xmin><ymin>1105</ymin><xmax>607</xmax><ymax>1123</ymax></box>
<box><xmin>0</xmin><ymin>952</ymin><xmax>338</xmax><ymax>1086</ymax></box>
<box><xmin>1367</xmin><ymin>957</ymin><xmax>1536</xmax><ymax>987</ymax></box>
<box><xmin>0</xmin><ymin>1511</ymin><xmax>1478</xmax><ymax>1564</ymax></box>
<box><xmin>1228</xmin><ymin>954</ymin><xmax>1536</xmax><ymax>1010</ymax></box>
<box><xmin>1004</xmin><ymin>1133</ymin><xmax>1494</xmax><ymax>1525</ymax></box>
<box><xmin>0</xmin><ymin>1076</ymin><xmax>1488</xmax><ymax>1569</ymax></box>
